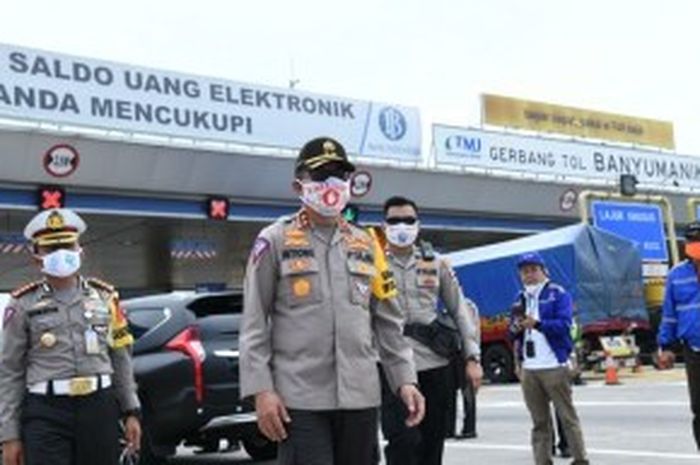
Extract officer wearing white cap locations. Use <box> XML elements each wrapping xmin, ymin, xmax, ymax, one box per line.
<box><xmin>0</xmin><ymin>209</ymin><xmax>141</xmax><ymax>465</ymax></box>
<box><xmin>240</xmin><ymin>137</ymin><xmax>424</xmax><ymax>465</ymax></box>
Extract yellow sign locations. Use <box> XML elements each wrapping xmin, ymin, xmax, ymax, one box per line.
<box><xmin>482</xmin><ymin>94</ymin><xmax>675</xmax><ymax>150</ymax></box>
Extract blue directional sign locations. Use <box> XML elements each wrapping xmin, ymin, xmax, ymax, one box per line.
<box><xmin>591</xmin><ymin>201</ymin><xmax>668</xmax><ymax>262</ymax></box>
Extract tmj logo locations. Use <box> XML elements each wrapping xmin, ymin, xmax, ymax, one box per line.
<box><xmin>378</xmin><ymin>107</ymin><xmax>407</xmax><ymax>141</ymax></box>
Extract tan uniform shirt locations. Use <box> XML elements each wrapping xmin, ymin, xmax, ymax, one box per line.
<box><xmin>388</xmin><ymin>247</ymin><xmax>480</xmax><ymax>372</ymax></box>
<box><xmin>240</xmin><ymin>212</ymin><xmax>417</xmax><ymax>410</ymax></box>
<box><xmin>0</xmin><ymin>277</ymin><xmax>140</xmax><ymax>442</ymax></box>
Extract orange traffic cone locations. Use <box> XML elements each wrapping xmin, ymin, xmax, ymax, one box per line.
<box><xmin>604</xmin><ymin>351</ymin><xmax>620</xmax><ymax>385</ymax></box>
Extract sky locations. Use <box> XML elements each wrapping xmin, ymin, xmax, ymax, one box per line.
<box><xmin>2</xmin><ymin>0</ymin><xmax>699</xmax><ymax>155</ymax></box>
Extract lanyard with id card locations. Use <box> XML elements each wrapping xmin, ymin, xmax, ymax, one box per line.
<box><xmin>525</xmin><ymin>293</ymin><xmax>536</xmax><ymax>358</ymax></box>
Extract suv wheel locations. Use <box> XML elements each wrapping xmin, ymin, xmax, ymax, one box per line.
<box><xmin>242</xmin><ymin>432</ymin><xmax>277</xmax><ymax>461</ymax></box>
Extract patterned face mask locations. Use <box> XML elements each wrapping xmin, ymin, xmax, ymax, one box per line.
<box><xmin>299</xmin><ymin>177</ymin><xmax>351</xmax><ymax>217</ymax></box>
<box><xmin>385</xmin><ymin>223</ymin><xmax>419</xmax><ymax>247</ymax></box>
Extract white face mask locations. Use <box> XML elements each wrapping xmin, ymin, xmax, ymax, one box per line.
<box><xmin>385</xmin><ymin>223</ymin><xmax>419</xmax><ymax>248</ymax></box>
<box><xmin>299</xmin><ymin>177</ymin><xmax>351</xmax><ymax>217</ymax></box>
<box><xmin>524</xmin><ymin>282</ymin><xmax>546</xmax><ymax>296</ymax></box>
<box><xmin>40</xmin><ymin>248</ymin><xmax>82</xmax><ymax>278</ymax></box>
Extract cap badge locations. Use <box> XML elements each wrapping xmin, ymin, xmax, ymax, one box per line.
<box><xmin>46</xmin><ymin>211</ymin><xmax>65</xmax><ymax>230</ymax></box>
<box><xmin>322</xmin><ymin>140</ymin><xmax>336</xmax><ymax>155</ymax></box>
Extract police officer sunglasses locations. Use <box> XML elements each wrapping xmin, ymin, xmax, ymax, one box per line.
<box><xmin>385</xmin><ymin>216</ymin><xmax>418</xmax><ymax>225</ymax></box>
<box><xmin>303</xmin><ymin>161</ymin><xmax>352</xmax><ymax>182</ymax></box>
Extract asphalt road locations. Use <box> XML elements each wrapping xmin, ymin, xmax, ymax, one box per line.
<box><xmin>172</xmin><ymin>368</ymin><xmax>699</xmax><ymax>464</ymax></box>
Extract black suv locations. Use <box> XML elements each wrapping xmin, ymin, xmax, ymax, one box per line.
<box><xmin>122</xmin><ymin>290</ymin><xmax>276</xmax><ymax>464</ymax></box>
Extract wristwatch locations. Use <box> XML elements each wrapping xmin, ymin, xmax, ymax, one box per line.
<box><xmin>466</xmin><ymin>355</ymin><xmax>480</xmax><ymax>364</ymax></box>
<box><xmin>123</xmin><ymin>408</ymin><xmax>142</xmax><ymax>420</ymax></box>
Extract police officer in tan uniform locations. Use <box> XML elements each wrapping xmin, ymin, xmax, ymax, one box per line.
<box><xmin>240</xmin><ymin>137</ymin><xmax>425</xmax><ymax>465</ymax></box>
<box><xmin>380</xmin><ymin>196</ymin><xmax>482</xmax><ymax>465</ymax></box>
<box><xmin>0</xmin><ymin>209</ymin><xmax>141</xmax><ymax>465</ymax></box>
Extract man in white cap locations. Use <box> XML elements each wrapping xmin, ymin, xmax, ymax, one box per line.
<box><xmin>0</xmin><ymin>208</ymin><xmax>141</xmax><ymax>465</ymax></box>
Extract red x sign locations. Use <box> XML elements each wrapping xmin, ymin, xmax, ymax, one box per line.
<box><xmin>38</xmin><ymin>187</ymin><xmax>66</xmax><ymax>210</ymax></box>
<box><xmin>207</xmin><ymin>198</ymin><xmax>229</xmax><ymax>220</ymax></box>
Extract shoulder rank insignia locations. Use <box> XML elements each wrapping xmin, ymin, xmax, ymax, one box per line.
<box><xmin>10</xmin><ymin>281</ymin><xmax>42</xmax><ymax>299</ymax></box>
<box><xmin>87</xmin><ymin>277</ymin><xmax>116</xmax><ymax>294</ymax></box>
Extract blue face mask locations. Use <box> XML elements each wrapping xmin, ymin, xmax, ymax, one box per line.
<box><xmin>41</xmin><ymin>248</ymin><xmax>82</xmax><ymax>278</ymax></box>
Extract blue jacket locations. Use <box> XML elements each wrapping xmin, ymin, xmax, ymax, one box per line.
<box><xmin>658</xmin><ymin>260</ymin><xmax>700</xmax><ymax>350</ymax></box>
<box><xmin>508</xmin><ymin>281</ymin><xmax>574</xmax><ymax>364</ymax></box>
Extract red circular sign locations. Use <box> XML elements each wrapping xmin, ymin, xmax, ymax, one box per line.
<box><xmin>43</xmin><ymin>144</ymin><xmax>80</xmax><ymax>178</ymax></box>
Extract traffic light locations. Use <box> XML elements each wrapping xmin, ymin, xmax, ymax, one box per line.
<box><xmin>206</xmin><ymin>197</ymin><xmax>230</xmax><ymax>220</ymax></box>
<box><xmin>619</xmin><ymin>174</ymin><xmax>638</xmax><ymax>197</ymax></box>
<box><xmin>342</xmin><ymin>204</ymin><xmax>360</xmax><ymax>224</ymax></box>
<box><xmin>37</xmin><ymin>186</ymin><xmax>66</xmax><ymax>210</ymax></box>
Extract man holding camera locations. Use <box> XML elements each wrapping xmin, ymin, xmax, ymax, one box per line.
<box><xmin>509</xmin><ymin>252</ymin><xmax>588</xmax><ymax>465</ymax></box>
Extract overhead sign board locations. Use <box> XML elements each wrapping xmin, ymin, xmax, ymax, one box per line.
<box><xmin>482</xmin><ymin>94</ymin><xmax>674</xmax><ymax>150</ymax></box>
<box><xmin>591</xmin><ymin>201</ymin><xmax>668</xmax><ymax>262</ymax></box>
<box><xmin>433</xmin><ymin>125</ymin><xmax>700</xmax><ymax>188</ymax></box>
<box><xmin>0</xmin><ymin>44</ymin><xmax>421</xmax><ymax>160</ymax></box>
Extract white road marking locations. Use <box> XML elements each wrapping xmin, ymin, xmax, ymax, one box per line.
<box><xmin>479</xmin><ymin>400</ymin><xmax>688</xmax><ymax>408</ymax></box>
<box><xmin>445</xmin><ymin>442</ymin><xmax>699</xmax><ymax>460</ymax></box>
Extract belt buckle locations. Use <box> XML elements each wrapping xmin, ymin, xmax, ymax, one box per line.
<box><xmin>68</xmin><ymin>377</ymin><xmax>94</xmax><ymax>396</ymax></box>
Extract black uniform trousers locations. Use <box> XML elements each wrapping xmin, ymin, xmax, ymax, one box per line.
<box><xmin>445</xmin><ymin>358</ymin><xmax>476</xmax><ymax>437</ymax></box>
<box><xmin>277</xmin><ymin>408</ymin><xmax>378</xmax><ymax>465</ymax></box>
<box><xmin>381</xmin><ymin>364</ymin><xmax>452</xmax><ymax>465</ymax></box>
<box><xmin>21</xmin><ymin>388</ymin><xmax>120</xmax><ymax>465</ymax></box>
<box><xmin>684</xmin><ymin>346</ymin><xmax>700</xmax><ymax>449</ymax></box>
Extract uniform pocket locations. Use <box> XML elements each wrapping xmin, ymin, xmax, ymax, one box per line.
<box><xmin>29</xmin><ymin>315</ymin><xmax>63</xmax><ymax>348</ymax></box>
<box><xmin>347</xmin><ymin>260</ymin><xmax>375</xmax><ymax>308</ymax></box>
<box><xmin>280</xmin><ymin>258</ymin><xmax>323</xmax><ymax>308</ymax></box>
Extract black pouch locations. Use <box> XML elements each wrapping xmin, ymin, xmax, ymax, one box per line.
<box><xmin>404</xmin><ymin>317</ymin><xmax>463</xmax><ymax>358</ymax></box>
<box><xmin>525</xmin><ymin>339</ymin><xmax>535</xmax><ymax>358</ymax></box>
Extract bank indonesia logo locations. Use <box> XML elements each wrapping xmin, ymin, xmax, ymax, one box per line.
<box><xmin>379</xmin><ymin>107</ymin><xmax>407</xmax><ymax>141</ymax></box>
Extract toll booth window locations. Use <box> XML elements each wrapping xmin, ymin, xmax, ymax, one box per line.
<box><xmin>127</xmin><ymin>307</ymin><xmax>169</xmax><ymax>340</ymax></box>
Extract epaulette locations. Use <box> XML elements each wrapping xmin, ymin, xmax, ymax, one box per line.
<box><xmin>87</xmin><ymin>277</ymin><xmax>116</xmax><ymax>293</ymax></box>
<box><xmin>10</xmin><ymin>281</ymin><xmax>42</xmax><ymax>299</ymax></box>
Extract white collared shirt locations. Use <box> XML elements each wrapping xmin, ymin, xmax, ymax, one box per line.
<box><xmin>522</xmin><ymin>282</ymin><xmax>561</xmax><ymax>370</ymax></box>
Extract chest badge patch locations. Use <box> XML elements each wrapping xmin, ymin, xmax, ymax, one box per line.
<box><xmin>292</xmin><ymin>278</ymin><xmax>311</xmax><ymax>298</ymax></box>
<box><xmin>40</xmin><ymin>332</ymin><xmax>57</xmax><ymax>348</ymax></box>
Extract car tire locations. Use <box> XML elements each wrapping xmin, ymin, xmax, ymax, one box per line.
<box><xmin>242</xmin><ymin>432</ymin><xmax>278</xmax><ymax>461</ymax></box>
<box><xmin>483</xmin><ymin>343</ymin><xmax>515</xmax><ymax>384</ymax></box>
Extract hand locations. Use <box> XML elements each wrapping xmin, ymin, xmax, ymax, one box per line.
<box><xmin>658</xmin><ymin>350</ymin><xmax>675</xmax><ymax>369</ymax></box>
<box><xmin>255</xmin><ymin>390</ymin><xmax>291</xmax><ymax>442</ymax></box>
<box><xmin>466</xmin><ymin>360</ymin><xmax>483</xmax><ymax>392</ymax></box>
<box><xmin>2</xmin><ymin>440</ymin><xmax>23</xmax><ymax>465</ymax></box>
<box><xmin>398</xmin><ymin>384</ymin><xmax>425</xmax><ymax>427</ymax></box>
<box><xmin>521</xmin><ymin>316</ymin><xmax>538</xmax><ymax>330</ymax></box>
<box><xmin>124</xmin><ymin>415</ymin><xmax>142</xmax><ymax>454</ymax></box>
